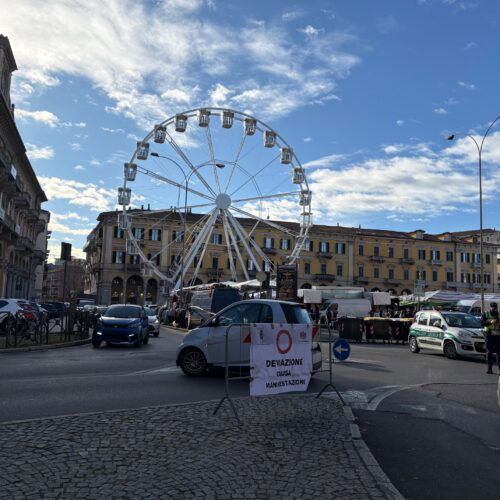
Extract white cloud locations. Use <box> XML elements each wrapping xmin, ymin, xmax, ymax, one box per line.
<box><xmin>69</xmin><ymin>142</ymin><xmax>82</xmax><ymax>151</ymax></box>
<box><xmin>433</xmin><ymin>107</ymin><xmax>447</xmax><ymax>115</ymax></box>
<box><xmin>464</xmin><ymin>41</ymin><xmax>477</xmax><ymax>50</ymax></box>
<box><xmin>74</xmin><ymin>165</ymin><xmax>86</xmax><ymax>171</ymax></box>
<box><xmin>101</xmin><ymin>127</ymin><xmax>125</xmax><ymax>134</ymax></box>
<box><xmin>25</xmin><ymin>143</ymin><xmax>55</xmax><ymax>160</ymax></box>
<box><xmin>282</xmin><ymin>10</ymin><xmax>305</xmax><ymax>22</ymax></box>
<box><xmin>209</xmin><ymin>83</ymin><xmax>232</xmax><ymax>107</ymax></box>
<box><xmin>38</xmin><ymin>176</ymin><xmax>116</xmax><ymax>212</ymax></box>
<box><xmin>16</xmin><ymin>109</ymin><xmax>59</xmax><ymax>127</ymax></box>
<box><xmin>298</xmin><ymin>25</ymin><xmax>324</xmax><ymax>38</ymax></box>
<box><xmin>303</xmin><ymin>137</ymin><xmax>312</xmax><ymax>142</ymax></box>
<box><xmin>2</xmin><ymin>0</ymin><xmax>361</xmax><ymax>125</ymax></box>
<box><xmin>396</xmin><ymin>119</ymin><xmax>404</xmax><ymax>126</ymax></box>
<box><xmin>89</xmin><ymin>158</ymin><xmax>101</xmax><ymax>166</ymax></box>
<box><xmin>458</xmin><ymin>81</ymin><xmax>476</xmax><ymax>90</ymax></box>
<box><xmin>302</xmin><ymin>153</ymin><xmax>348</xmax><ymax>169</ymax></box>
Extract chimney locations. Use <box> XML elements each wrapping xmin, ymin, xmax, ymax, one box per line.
<box><xmin>141</xmin><ymin>204</ymin><xmax>144</xmax><ymax>210</ymax></box>
<box><xmin>148</xmin><ymin>203</ymin><xmax>150</xmax><ymax>210</ymax></box>
<box><xmin>359</xmin><ymin>224</ymin><xmax>361</xmax><ymax>229</ymax></box>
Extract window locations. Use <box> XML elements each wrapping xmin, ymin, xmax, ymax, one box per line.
<box><xmin>305</xmin><ymin>239</ymin><xmax>313</xmax><ymax>252</ymax></box>
<box><xmin>474</xmin><ymin>253</ymin><xmax>481</xmax><ymax>264</ymax></box>
<box><xmin>281</xmin><ymin>304</ymin><xmax>312</xmax><ymax>324</ymax></box>
<box><xmin>259</xmin><ymin>304</ymin><xmax>274</xmax><ymax>323</ymax></box>
<box><xmin>212</xmin><ymin>233</ymin><xmax>223</xmax><ymax>245</ymax></box>
<box><xmin>263</xmin><ymin>260</ymin><xmax>272</xmax><ymax>272</ymax></box>
<box><xmin>388</xmin><ymin>247</ymin><xmax>394</xmax><ymax>258</ymax></box>
<box><xmin>280</xmin><ymin>238</ymin><xmax>291</xmax><ymax>250</ymax></box>
<box><xmin>227</xmin><ymin>258</ymin><xmax>235</xmax><ymax>270</ymax></box>
<box><xmin>403</xmin><ymin>269</ymin><xmax>409</xmax><ymax>281</ymax></box>
<box><xmin>320</xmin><ymin>263</ymin><xmax>327</xmax><ymax>274</ymax></box>
<box><xmin>211</xmin><ymin>257</ymin><xmax>219</xmax><ymax>269</ymax></box>
<box><xmin>335</xmin><ymin>242</ymin><xmax>346</xmax><ymax>254</ymax></box>
<box><xmin>193</xmin><ymin>256</ymin><xmax>199</xmax><ymax>268</ymax></box>
<box><xmin>304</xmin><ymin>262</ymin><xmax>311</xmax><ymax>274</ymax></box>
<box><xmin>171</xmin><ymin>255</ymin><xmax>180</xmax><ymax>266</ymax></box>
<box><xmin>149</xmin><ymin>228</ymin><xmax>161</xmax><ymax>241</ymax></box>
<box><xmin>358</xmin><ymin>266</ymin><xmax>364</xmax><ymax>278</ymax></box>
<box><xmin>460</xmin><ymin>252</ymin><xmax>470</xmax><ymax>263</ymax></box>
<box><xmin>432</xmin><ymin>270</ymin><xmax>438</xmax><ymax>281</ymax></box>
<box><xmin>112</xmin><ymin>251</ymin><xmax>125</xmax><ymax>264</ymax></box>
<box><xmin>429</xmin><ymin>314</ymin><xmax>442</xmax><ymax>328</ymax></box>
<box><xmin>264</xmin><ymin>237</ymin><xmax>274</xmax><ymax>249</ymax></box>
<box><xmin>418</xmin><ymin>313</ymin><xmax>429</xmax><ymax>326</ymax></box>
<box><xmin>446</xmin><ymin>271</ymin><xmax>454</xmax><ymax>282</ymax></box>
<box><xmin>358</xmin><ymin>245</ymin><xmax>364</xmax><ymax>256</ymax></box>
<box><xmin>403</xmin><ymin>248</ymin><xmax>409</xmax><ymax>259</ymax></box>
<box><xmin>172</xmin><ymin>230</ymin><xmax>184</xmax><ymax>242</ymax></box>
<box><xmin>446</xmin><ymin>251</ymin><xmax>453</xmax><ymax>262</ymax></box>
<box><xmin>336</xmin><ymin>264</ymin><xmax>343</xmax><ymax>276</ymax></box>
<box><xmin>147</xmin><ymin>253</ymin><xmax>160</xmax><ymax>266</ymax></box>
<box><xmin>418</xmin><ymin>249</ymin><xmax>426</xmax><ymax>260</ymax></box>
<box><xmin>430</xmin><ymin>250</ymin><xmax>441</xmax><ymax>260</ymax></box>
<box><xmin>131</xmin><ymin>227</ymin><xmax>144</xmax><ymax>240</ymax></box>
<box><xmin>129</xmin><ymin>255</ymin><xmax>140</xmax><ymax>264</ymax></box>
<box><xmin>218</xmin><ymin>305</ymin><xmax>243</xmax><ymax>326</ymax></box>
<box><xmin>113</xmin><ymin>226</ymin><xmax>125</xmax><ymax>239</ymax></box>
<box><xmin>247</xmin><ymin>259</ymin><xmax>255</xmax><ymax>271</ymax></box>
<box><xmin>319</xmin><ymin>241</ymin><xmax>330</xmax><ymax>253</ymax></box>
<box><xmin>485</xmin><ymin>274</ymin><xmax>491</xmax><ymax>284</ymax></box>
<box><xmin>374</xmin><ymin>267</ymin><xmax>379</xmax><ymax>278</ymax></box>
<box><xmin>374</xmin><ymin>246</ymin><xmax>380</xmax><ymax>257</ymax></box>
<box><xmin>486</xmin><ymin>254</ymin><xmax>491</xmax><ymax>264</ymax></box>
<box><xmin>388</xmin><ymin>268</ymin><xmax>395</xmax><ymax>280</ymax></box>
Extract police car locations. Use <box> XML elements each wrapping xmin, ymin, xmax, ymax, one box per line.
<box><xmin>409</xmin><ymin>310</ymin><xmax>485</xmax><ymax>359</ymax></box>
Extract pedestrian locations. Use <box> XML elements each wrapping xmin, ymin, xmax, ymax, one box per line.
<box><xmin>482</xmin><ymin>302</ymin><xmax>499</xmax><ymax>326</ymax></box>
<box><xmin>326</xmin><ymin>305</ymin><xmax>333</xmax><ymax>328</ymax></box>
<box><xmin>484</xmin><ymin>317</ymin><xmax>500</xmax><ymax>374</ymax></box>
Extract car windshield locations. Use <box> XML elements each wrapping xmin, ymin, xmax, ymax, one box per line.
<box><xmin>144</xmin><ymin>307</ymin><xmax>155</xmax><ymax>316</ymax></box>
<box><xmin>442</xmin><ymin>313</ymin><xmax>481</xmax><ymax>328</ymax></box>
<box><xmin>281</xmin><ymin>304</ymin><xmax>312</xmax><ymax>324</ymax></box>
<box><xmin>104</xmin><ymin>306</ymin><xmax>142</xmax><ymax>318</ymax></box>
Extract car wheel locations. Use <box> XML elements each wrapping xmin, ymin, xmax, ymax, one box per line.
<box><xmin>409</xmin><ymin>336</ymin><xmax>420</xmax><ymax>353</ymax></box>
<box><xmin>143</xmin><ymin>332</ymin><xmax>149</xmax><ymax>345</ymax></box>
<box><xmin>179</xmin><ymin>348</ymin><xmax>207</xmax><ymax>376</ymax></box>
<box><xmin>153</xmin><ymin>331</ymin><xmax>159</xmax><ymax>337</ymax></box>
<box><xmin>443</xmin><ymin>341</ymin><xmax>458</xmax><ymax>359</ymax></box>
<box><xmin>134</xmin><ymin>334</ymin><xmax>142</xmax><ymax>348</ymax></box>
<box><xmin>92</xmin><ymin>339</ymin><xmax>101</xmax><ymax>348</ymax></box>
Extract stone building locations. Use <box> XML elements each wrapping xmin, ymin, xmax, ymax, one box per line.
<box><xmin>84</xmin><ymin>208</ymin><xmax>499</xmax><ymax>305</ymax></box>
<box><xmin>42</xmin><ymin>258</ymin><xmax>86</xmax><ymax>303</ymax></box>
<box><xmin>0</xmin><ymin>35</ymin><xmax>49</xmax><ymax>299</ymax></box>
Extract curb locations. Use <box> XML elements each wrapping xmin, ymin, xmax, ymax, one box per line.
<box><xmin>160</xmin><ymin>324</ymin><xmax>189</xmax><ymax>335</ymax></box>
<box><xmin>347</xmin><ymin>405</ymin><xmax>405</xmax><ymax>500</ymax></box>
<box><xmin>0</xmin><ymin>338</ymin><xmax>91</xmax><ymax>354</ymax></box>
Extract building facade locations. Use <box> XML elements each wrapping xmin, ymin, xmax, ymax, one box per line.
<box><xmin>0</xmin><ymin>35</ymin><xmax>49</xmax><ymax>300</ymax></box>
<box><xmin>84</xmin><ymin>209</ymin><xmax>499</xmax><ymax>305</ymax></box>
<box><xmin>42</xmin><ymin>258</ymin><xmax>86</xmax><ymax>303</ymax></box>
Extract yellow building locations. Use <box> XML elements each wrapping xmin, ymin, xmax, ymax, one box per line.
<box><xmin>0</xmin><ymin>35</ymin><xmax>49</xmax><ymax>300</ymax></box>
<box><xmin>84</xmin><ymin>209</ymin><xmax>499</xmax><ymax>305</ymax></box>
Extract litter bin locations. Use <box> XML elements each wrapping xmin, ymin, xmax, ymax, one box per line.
<box><xmin>364</xmin><ymin>318</ymin><xmax>392</xmax><ymax>342</ymax></box>
<box><xmin>338</xmin><ymin>317</ymin><xmax>364</xmax><ymax>342</ymax></box>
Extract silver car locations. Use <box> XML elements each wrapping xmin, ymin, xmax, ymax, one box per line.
<box><xmin>176</xmin><ymin>299</ymin><xmax>322</xmax><ymax>376</ymax></box>
<box><xmin>144</xmin><ymin>307</ymin><xmax>160</xmax><ymax>337</ymax></box>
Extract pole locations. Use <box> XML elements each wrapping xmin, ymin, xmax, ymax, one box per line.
<box><xmin>478</xmin><ymin>151</ymin><xmax>484</xmax><ymax>314</ymax></box>
<box><xmin>62</xmin><ymin>259</ymin><xmax>68</xmax><ymax>303</ymax></box>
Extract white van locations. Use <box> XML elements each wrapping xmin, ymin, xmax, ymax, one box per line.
<box><xmin>319</xmin><ymin>298</ymin><xmax>372</xmax><ymax>321</ymax></box>
<box><xmin>409</xmin><ymin>310</ymin><xmax>485</xmax><ymax>359</ymax></box>
<box><xmin>456</xmin><ymin>299</ymin><xmax>495</xmax><ymax>318</ymax></box>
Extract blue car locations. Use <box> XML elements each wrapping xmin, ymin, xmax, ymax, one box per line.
<box><xmin>92</xmin><ymin>304</ymin><xmax>150</xmax><ymax>348</ymax></box>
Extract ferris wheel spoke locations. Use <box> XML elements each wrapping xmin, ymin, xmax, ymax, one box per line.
<box><xmin>229</xmin><ymin>205</ymin><xmax>297</xmax><ymax>237</ymax></box>
<box><xmin>186</xmin><ymin>219</ymin><xmax>216</xmax><ymax>288</ymax></box>
<box><xmin>227</xmin><ymin>211</ymin><xmax>274</xmax><ymax>270</ymax></box>
<box><xmin>138</xmin><ymin>167</ymin><xmax>215</xmax><ymax>202</ymax></box>
<box><xmin>223</xmin><ymin>132</ymin><xmax>248</xmax><ymax>193</ymax></box>
<box><xmin>225</xmin><ymin>210</ymin><xmax>262</xmax><ymax>273</ymax></box>
<box><xmin>165</xmin><ymin>130</ymin><xmax>217</xmax><ymax>198</ymax></box>
<box><xmin>231</xmin><ymin>191</ymin><xmax>301</xmax><ymax>205</ymax></box>
<box><xmin>221</xmin><ymin>212</ymin><xmax>237</xmax><ymax>282</ymax></box>
<box><xmin>205</xmin><ymin>126</ymin><xmax>221</xmax><ymax>194</ymax></box>
<box><xmin>223</xmin><ymin>212</ymin><xmax>250</xmax><ymax>281</ymax></box>
<box><xmin>230</xmin><ymin>154</ymin><xmax>280</xmax><ymax>197</ymax></box>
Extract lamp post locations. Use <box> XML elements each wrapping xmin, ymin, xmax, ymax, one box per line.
<box><xmin>447</xmin><ymin>114</ymin><xmax>500</xmax><ymax>314</ymax></box>
<box><xmin>150</xmin><ymin>152</ymin><xmax>224</xmax><ymax>303</ymax></box>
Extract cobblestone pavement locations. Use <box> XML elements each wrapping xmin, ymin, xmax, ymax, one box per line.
<box><xmin>0</xmin><ymin>395</ymin><xmax>402</xmax><ymax>499</ymax></box>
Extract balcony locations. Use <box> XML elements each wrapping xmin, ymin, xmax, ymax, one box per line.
<box><xmin>0</xmin><ymin>209</ymin><xmax>16</xmax><ymax>233</ymax></box>
<box><xmin>34</xmin><ymin>218</ymin><xmax>46</xmax><ymax>234</ymax></box>
<box><xmin>472</xmin><ymin>283</ymin><xmax>482</xmax><ymax>289</ymax></box>
<box><xmin>25</xmin><ymin>208</ymin><xmax>40</xmax><ymax>222</ymax></box>
<box><xmin>354</xmin><ymin>277</ymin><xmax>369</xmax><ymax>285</ymax></box>
<box><xmin>125</xmin><ymin>263</ymin><xmax>141</xmax><ymax>271</ymax></box>
<box><xmin>429</xmin><ymin>259</ymin><xmax>443</xmax><ymax>266</ymax></box>
<box><xmin>445</xmin><ymin>281</ymin><xmax>458</xmax><ymax>288</ymax></box>
<box><xmin>471</xmin><ymin>262</ymin><xmax>481</xmax><ymax>268</ymax></box>
<box><xmin>262</xmin><ymin>247</ymin><xmax>277</xmax><ymax>255</ymax></box>
<box><xmin>385</xmin><ymin>278</ymin><xmax>400</xmax><ymax>285</ymax></box>
<box><xmin>12</xmin><ymin>191</ymin><xmax>32</xmax><ymax>209</ymax></box>
<box><xmin>400</xmin><ymin>258</ymin><xmax>414</xmax><ymax>265</ymax></box>
<box><xmin>33</xmin><ymin>249</ymin><xmax>47</xmax><ymax>262</ymax></box>
<box><xmin>369</xmin><ymin>255</ymin><xmax>385</xmax><ymax>263</ymax></box>
<box><xmin>15</xmin><ymin>236</ymin><xmax>33</xmax><ymax>252</ymax></box>
<box><xmin>207</xmin><ymin>268</ymin><xmax>224</xmax><ymax>278</ymax></box>
<box><xmin>313</xmin><ymin>273</ymin><xmax>336</xmax><ymax>282</ymax></box>
<box><xmin>316</xmin><ymin>251</ymin><xmax>332</xmax><ymax>259</ymax></box>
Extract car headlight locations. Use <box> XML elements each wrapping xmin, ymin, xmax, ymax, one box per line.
<box><xmin>458</xmin><ymin>330</ymin><xmax>472</xmax><ymax>341</ymax></box>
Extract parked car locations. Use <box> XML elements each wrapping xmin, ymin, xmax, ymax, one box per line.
<box><xmin>40</xmin><ymin>303</ymin><xmax>59</xmax><ymax>320</ymax></box>
<box><xmin>92</xmin><ymin>304</ymin><xmax>150</xmax><ymax>348</ymax></box>
<box><xmin>2</xmin><ymin>299</ymin><xmax>37</xmax><ymax>321</ymax></box>
<box><xmin>409</xmin><ymin>310</ymin><xmax>485</xmax><ymax>359</ymax></box>
<box><xmin>144</xmin><ymin>307</ymin><xmax>160</xmax><ymax>337</ymax></box>
<box><xmin>45</xmin><ymin>302</ymin><xmax>66</xmax><ymax>316</ymax></box>
<box><xmin>186</xmin><ymin>287</ymin><xmax>241</xmax><ymax>329</ymax></box>
<box><xmin>176</xmin><ymin>299</ymin><xmax>322</xmax><ymax>376</ymax></box>
<box><xmin>0</xmin><ymin>298</ymin><xmax>24</xmax><ymax>316</ymax></box>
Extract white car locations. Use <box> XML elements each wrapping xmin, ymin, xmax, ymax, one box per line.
<box><xmin>409</xmin><ymin>310</ymin><xmax>485</xmax><ymax>359</ymax></box>
<box><xmin>144</xmin><ymin>307</ymin><xmax>160</xmax><ymax>337</ymax></box>
<box><xmin>176</xmin><ymin>299</ymin><xmax>322</xmax><ymax>376</ymax></box>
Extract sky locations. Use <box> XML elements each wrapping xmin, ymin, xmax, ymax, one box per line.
<box><xmin>2</xmin><ymin>0</ymin><xmax>500</xmax><ymax>261</ymax></box>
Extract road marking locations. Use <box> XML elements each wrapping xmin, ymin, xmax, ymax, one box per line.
<box><xmin>132</xmin><ymin>366</ymin><xmax>181</xmax><ymax>375</ymax></box>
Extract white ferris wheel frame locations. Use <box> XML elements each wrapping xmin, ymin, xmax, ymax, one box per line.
<box><xmin>119</xmin><ymin>107</ymin><xmax>312</xmax><ymax>291</ymax></box>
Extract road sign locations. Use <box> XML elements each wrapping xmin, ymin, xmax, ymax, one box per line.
<box><xmin>332</xmin><ymin>338</ymin><xmax>351</xmax><ymax>361</ymax></box>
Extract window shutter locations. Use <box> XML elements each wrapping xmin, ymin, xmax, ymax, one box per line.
<box><xmin>271</xmin><ymin>238</ymin><xmax>275</xmax><ymax>248</ymax></box>
<box><xmin>326</xmin><ymin>242</ymin><xmax>330</xmax><ymax>253</ymax></box>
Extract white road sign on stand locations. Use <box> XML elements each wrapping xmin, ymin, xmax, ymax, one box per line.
<box><xmin>250</xmin><ymin>323</ymin><xmax>312</xmax><ymax>397</ymax></box>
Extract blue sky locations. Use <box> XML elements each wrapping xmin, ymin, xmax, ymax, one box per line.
<box><xmin>2</xmin><ymin>0</ymin><xmax>500</xmax><ymax>260</ymax></box>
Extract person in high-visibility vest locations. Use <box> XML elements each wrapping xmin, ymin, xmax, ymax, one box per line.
<box><xmin>484</xmin><ymin>317</ymin><xmax>500</xmax><ymax>374</ymax></box>
<box><xmin>481</xmin><ymin>302</ymin><xmax>498</xmax><ymax>326</ymax></box>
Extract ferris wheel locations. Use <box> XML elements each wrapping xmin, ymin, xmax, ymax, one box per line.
<box><xmin>117</xmin><ymin>107</ymin><xmax>312</xmax><ymax>292</ymax></box>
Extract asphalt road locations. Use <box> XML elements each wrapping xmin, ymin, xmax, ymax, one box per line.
<box><xmin>1</xmin><ymin>326</ymin><xmax>499</xmax><ymax>499</ymax></box>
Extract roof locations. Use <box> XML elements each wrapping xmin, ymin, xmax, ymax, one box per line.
<box><xmin>448</xmin><ymin>229</ymin><xmax>497</xmax><ymax>236</ymax></box>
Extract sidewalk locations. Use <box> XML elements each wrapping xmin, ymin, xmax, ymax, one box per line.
<box><xmin>0</xmin><ymin>395</ymin><xmax>402</xmax><ymax>499</ymax></box>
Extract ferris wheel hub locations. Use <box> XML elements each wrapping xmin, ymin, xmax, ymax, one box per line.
<box><xmin>215</xmin><ymin>193</ymin><xmax>231</xmax><ymax>210</ymax></box>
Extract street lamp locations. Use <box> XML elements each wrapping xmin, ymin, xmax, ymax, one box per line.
<box><xmin>447</xmin><ymin>114</ymin><xmax>500</xmax><ymax>314</ymax></box>
<box><xmin>150</xmin><ymin>152</ymin><xmax>224</xmax><ymax>303</ymax></box>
